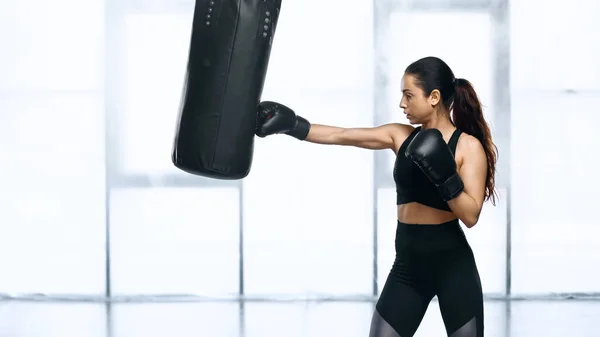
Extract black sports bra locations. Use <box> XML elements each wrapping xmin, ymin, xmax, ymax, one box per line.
<box><xmin>393</xmin><ymin>126</ymin><xmax>462</xmax><ymax>212</ymax></box>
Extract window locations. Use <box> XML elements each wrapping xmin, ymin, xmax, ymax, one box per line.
<box><xmin>243</xmin><ymin>303</ymin><xmax>373</xmax><ymax>336</ymax></box>
<box><xmin>510</xmin><ymin>0</ymin><xmax>600</xmax><ymax>294</ymax></box>
<box><xmin>509</xmin><ymin>301</ymin><xmax>600</xmax><ymax>335</ymax></box>
<box><xmin>109</xmin><ymin>187</ymin><xmax>239</xmax><ymax>296</ymax></box>
<box><xmin>111</xmin><ymin>303</ymin><xmax>240</xmax><ymax>336</ymax></box>
<box><xmin>4</xmin><ymin>303</ymin><xmax>107</xmax><ymax>335</ymax></box>
<box><xmin>0</xmin><ymin>93</ymin><xmax>106</xmax><ymax>294</ymax></box>
<box><xmin>0</xmin><ymin>0</ymin><xmax>104</xmax><ymax>91</ymax></box>
<box><xmin>510</xmin><ymin>0</ymin><xmax>600</xmax><ymax>91</ymax></box>
<box><xmin>511</xmin><ymin>91</ymin><xmax>600</xmax><ymax>293</ymax></box>
<box><xmin>260</xmin><ymin>0</ymin><xmax>374</xmax><ymax>93</ymax></box>
<box><xmin>241</xmin><ymin>0</ymin><xmax>375</xmax><ymax>297</ymax></box>
<box><xmin>242</xmin><ymin>90</ymin><xmax>375</xmax><ymax>296</ymax></box>
<box><xmin>118</xmin><ymin>13</ymin><xmax>193</xmax><ymax>175</ymax></box>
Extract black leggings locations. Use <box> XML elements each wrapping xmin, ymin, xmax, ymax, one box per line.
<box><xmin>370</xmin><ymin>219</ymin><xmax>484</xmax><ymax>337</ymax></box>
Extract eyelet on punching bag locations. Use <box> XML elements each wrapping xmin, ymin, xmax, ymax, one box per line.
<box><xmin>172</xmin><ymin>0</ymin><xmax>283</xmax><ymax>180</ymax></box>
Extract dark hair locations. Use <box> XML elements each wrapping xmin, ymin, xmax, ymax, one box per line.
<box><xmin>405</xmin><ymin>56</ymin><xmax>498</xmax><ymax>205</ymax></box>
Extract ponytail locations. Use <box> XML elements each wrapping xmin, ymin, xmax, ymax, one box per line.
<box><xmin>452</xmin><ymin>78</ymin><xmax>498</xmax><ymax>205</ymax></box>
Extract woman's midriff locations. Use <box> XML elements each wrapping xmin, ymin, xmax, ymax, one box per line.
<box><xmin>397</xmin><ymin>202</ymin><xmax>458</xmax><ymax>225</ymax></box>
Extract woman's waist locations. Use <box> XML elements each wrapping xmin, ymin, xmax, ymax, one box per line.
<box><xmin>394</xmin><ymin>217</ymin><xmax>469</xmax><ymax>253</ymax></box>
<box><xmin>397</xmin><ymin>202</ymin><xmax>457</xmax><ymax>224</ymax></box>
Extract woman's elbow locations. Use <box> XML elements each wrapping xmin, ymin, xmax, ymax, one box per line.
<box><xmin>462</xmin><ymin>213</ymin><xmax>480</xmax><ymax>228</ymax></box>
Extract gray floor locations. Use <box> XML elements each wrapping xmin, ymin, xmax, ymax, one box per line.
<box><xmin>1</xmin><ymin>300</ymin><xmax>599</xmax><ymax>337</ymax></box>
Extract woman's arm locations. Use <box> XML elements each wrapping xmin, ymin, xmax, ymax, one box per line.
<box><xmin>404</xmin><ymin>129</ymin><xmax>487</xmax><ymax>228</ymax></box>
<box><xmin>256</xmin><ymin>100</ymin><xmax>411</xmax><ymax>151</ymax></box>
<box><xmin>305</xmin><ymin>123</ymin><xmax>408</xmax><ymax>150</ymax></box>
<box><xmin>446</xmin><ymin>136</ymin><xmax>488</xmax><ymax>228</ymax></box>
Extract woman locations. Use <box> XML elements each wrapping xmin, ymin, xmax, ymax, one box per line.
<box><xmin>255</xmin><ymin>56</ymin><xmax>498</xmax><ymax>337</ymax></box>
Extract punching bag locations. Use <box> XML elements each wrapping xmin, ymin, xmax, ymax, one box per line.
<box><xmin>172</xmin><ymin>0</ymin><xmax>282</xmax><ymax>180</ymax></box>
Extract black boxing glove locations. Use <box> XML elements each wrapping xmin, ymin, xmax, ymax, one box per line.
<box><xmin>255</xmin><ymin>101</ymin><xmax>311</xmax><ymax>140</ymax></box>
<box><xmin>405</xmin><ymin>128</ymin><xmax>464</xmax><ymax>201</ymax></box>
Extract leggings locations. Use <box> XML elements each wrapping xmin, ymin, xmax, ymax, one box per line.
<box><xmin>370</xmin><ymin>219</ymin><xmax>484</xmax><ymax>337</ymax></box>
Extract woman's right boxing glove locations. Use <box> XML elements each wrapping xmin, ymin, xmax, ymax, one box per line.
<box><xmin>255</xmin><ymin>101</ymin><xmax>311</xmax><ymax>140</ymax></box>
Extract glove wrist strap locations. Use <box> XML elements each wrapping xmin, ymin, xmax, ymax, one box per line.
<box><xmin>286</xmin><ymin>116</ymin><xmax>311</xmax><ymax>140</ymax></box>
<box><xmin>437</xmin><ymin>173</ymin><xmax>464</xmax><ymax>201</ymax></box>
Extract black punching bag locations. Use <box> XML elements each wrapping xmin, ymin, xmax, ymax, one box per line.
<box><xmin>172</xmin><ymin>0</ymin><xmax>282</xmax><ymax>180</ymax></box>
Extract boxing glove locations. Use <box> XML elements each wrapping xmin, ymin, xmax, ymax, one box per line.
<box><xmin>405</xmin><ymin>128</ymin><xmax>464</xmax><ymax>201</ymax></box>
<box><xmin>255</xmin><ymin>101</ymin><xmax>311</xmax><ymax>140</ymax></box>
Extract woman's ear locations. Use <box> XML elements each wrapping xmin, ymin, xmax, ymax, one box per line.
<box><xmin>428</xmin><ymin>89</ymin><xmax>441</xmax><ymax>107</ymax></box>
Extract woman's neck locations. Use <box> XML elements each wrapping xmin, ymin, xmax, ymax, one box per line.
<box><xmin>420</xmin><ymin>111</ymin><xmax>454</xmax><ymax>131</ymax></box>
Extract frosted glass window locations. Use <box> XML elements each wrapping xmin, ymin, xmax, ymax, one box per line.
<box><xmin>242</xmin><ymin>0</ymin><xmax>375</xmax><ymax>297</ymax></box>
<box><xmin>380</xmin><ymin>11</ymin><xmax>495</xmax><ymax>173</ymax></box>
<box><xmin>119</xmin><ymin>13</ymin><xmax>194</xmax><ymax>175</ymax></box>
<box><xmin>511</xmin><ymin>91</ymin><xmax>600</xmax><ymax>294</ymax></box>
<box><xmin>511</xmin><ymin>0</ymin><xmax>600</xmax><ymax>91</ymax></box>
<box><xmin>0</xmin><ymin>93</ymin><xmax>106</xmax><ymax>294</ymax></box>
<box><xmin>510</xmin><ymin>301</ymin><xmax>600</xmax><ymax>336</ymax></box>
<box><xmin>109</xmin><ymin>187</ymin><xmax>239</xmax><ymax>296</ymax></box>
<box><xmin>244</xmin><ymin>303</ymin><xmax>373</xmax><ymax>337</ymax></box>
<box><xmin>2</xmin><ymin>303</ymin><xmax>107</xmax><ymax>337</ymax></box>
<box><xmin>0</xmin><ymin>0</ymin><xmax>104</xmax><ymax>91</ymax></box>
<box><xmin>243</xmin><ymin>90</ymin><xmax>374</xmax><ymax>296</ymax></box>
<box><xmin>111</xmin><ymin>303</ymin><xmax>240</xmax><ymax>337</ymax></box>
<box><xmin>262</xmin><ymin>0</ymin><xmax>373</xmax><ymax>92</ymax></box>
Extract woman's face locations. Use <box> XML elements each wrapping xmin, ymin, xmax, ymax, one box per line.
<box><xmin>399</xmin><ymin>74</ymin><xmax>436</xmax><ymax>124</ymax></box>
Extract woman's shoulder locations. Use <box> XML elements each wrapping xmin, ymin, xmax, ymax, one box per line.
<box><xmin>384</xmin><ymin>123</ymin><xmax>416</xmax><ymax>153</ymax></box>
<box><xmin>385</xmin><ymin>122</ymin><xmax>416</xmax><ymax>135</ymax></box>
<box><xmin>457</xmin><ymin>132</ymin><xmax>481</xmax><ymax>148</ymax></box>
<box><xmin>456</xmin><ymin>132</ymin><xmax>484</xmax><ymax>159</ymax></box>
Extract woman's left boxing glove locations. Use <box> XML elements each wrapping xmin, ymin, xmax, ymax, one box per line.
<box><xmin>405</xmin><ymin>128</ymin><xmax>464</xmax><ymax>201</ymax></box>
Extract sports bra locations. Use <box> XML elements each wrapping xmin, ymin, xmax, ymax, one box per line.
<box><xmin>393</xmin><ymin>126</ymin><xmax>462</xmax><ymax>212</ymax></box>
